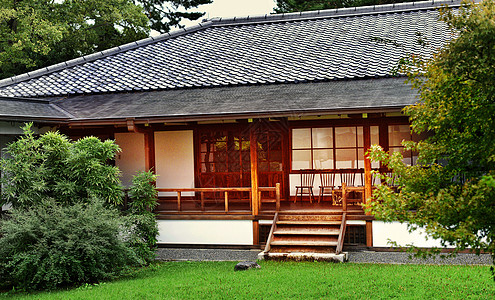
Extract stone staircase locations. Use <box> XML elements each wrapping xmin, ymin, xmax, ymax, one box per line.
<box><xmin>259</xmin><ymin>212</ymin><xmax>348</xmax><ymax>262</ymax></box>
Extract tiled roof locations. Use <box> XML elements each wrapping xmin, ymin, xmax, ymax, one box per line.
<box><xmin>0</xmin><ymin>97</ymin><xmax>71</xmax><ymax>121</ymax></box>
<box><xmin>50</xmin><ymin>78</ymin><xmax>415</xmax><ymax>122</ymax></box>
<box><xmin>0</xmin><ymin>0</ymin><xmax>459</xmax><ymax>98</ymax></box>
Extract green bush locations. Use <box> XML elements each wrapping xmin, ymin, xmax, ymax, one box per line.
<box><xmin>128</xmin><ymin>170</ymin><xmax>158</xmax><ymax>214</ymax></box>
<box><xmin>0</xmin><ymin>199</ymin><xmax>139</xmax><ymax>291</ymax></box>
<box><xmin>0</xmin><ymin>123</ymin><xmax>122</xmax><ymax>208</ymax></box>
<box><xmin>125</xmin><ymin>171</ymin><xmax>159</xmax><ymax>264</ymax></box>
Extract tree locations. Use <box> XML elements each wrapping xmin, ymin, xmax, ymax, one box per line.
<box><xmin>274</xmin><ymin>0</ymin><xmax>411</xmax><ymax>13</ymax></box>
<box><xmin>138</xmin><ymin>0</ymin><xmax>212</xmax><ymax>33</ymax></box>
<box><xmin>0</xmin><ymin>0</ymin><xmax>150</xmax><ymax>79</ymax></box>
<box><xmin>367</xmin><ymin>0</ymin><xmax>495</xmax><ymax>272</ymax></box>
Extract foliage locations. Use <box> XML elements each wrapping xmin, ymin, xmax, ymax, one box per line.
<box><xmin>0</xmin><ymin>0</ymin><xmax>149</xmax><ymax>79</ymax></box>
<box><xmin>123</xmin><ymin>212</ymin><xmax>159</xmax><ymax>264</ymax></box>
<box><xmin>2</xmin><ymin>261</ymin><xmax>493</xmax><ymax>298</ymax></box>
<box><xmin>367</xmin><ymin>0</ymin><xmax>495</xmax><ymax>270</ymax></box>
<box><xmin>128</xmin><ymin>170</ymin><xmax>158</xmax><ymax>214</ymax></box>
<box><xmin>0</xmin><ymin>199</ymin><xmax>139</xmax><ymax>291</ymax></box>
<box><xmin>137</xmin><ymin>0</ymin><xmax>212</xmax><ymax>33</ymax></box>
<box><xmin>274</xmin><ymin>0</ymin><xmax>411</xmax><ymax>13</ymax></box>
<box><xmin>124</xmin><ymin>170</ymin><xmax>159</xmax><ymax>264</ymax></box>
<box><xmin>0</xmin><ymin>123</ymin><xmax>123</xmax><ymax>208</ymax></box>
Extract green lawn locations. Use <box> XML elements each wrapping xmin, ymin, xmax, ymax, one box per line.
<box><xmin>2</xmin><ymin>261</ymin><xmax>494</xmax><ymax>299</ymax></box>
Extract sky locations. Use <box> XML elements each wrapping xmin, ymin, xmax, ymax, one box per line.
<box><xmin>184</xmin><ymin>0</ymin><xmax>276</xmax><ymax>25</ymax></box>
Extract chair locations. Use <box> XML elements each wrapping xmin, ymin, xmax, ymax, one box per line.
<box><xmin>295</xmin><ymin>171</ymin><xmax>315</xmax><ymax>203</ymax></box>
<box><xmin>333</xmin><ymin>171</ymin><xmax>361</xmax><ymax>205</ymax></box>
<box><xmin>318</xmin><ymin>172</ymin><xmax>335</xmax><ymax>203</ymax></box>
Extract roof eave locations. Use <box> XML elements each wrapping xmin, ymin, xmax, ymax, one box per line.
<box><xmin>64</xmin><ymin>105</ymin><xmax>407</xmax><ymax>127</ymax></box>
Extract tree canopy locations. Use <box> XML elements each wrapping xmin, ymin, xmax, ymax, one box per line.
<box><xmin>367</xmin><ymin>0</ymin><xmax>495</xmax><ymax>270</ymax></box>
<box><xmin>138</xmin><ymin>0</ymin><xmax>212</xmax><ymax>33</ymax></box>
<box><xmin>274</xmin><ymin>0</ymin><xmax>411</xmax><ymax>13</ymax></box>
<box><xmin>0</xmin><ymin>0</ymin><xmax>211</xmax><ymax>79</ymax></box>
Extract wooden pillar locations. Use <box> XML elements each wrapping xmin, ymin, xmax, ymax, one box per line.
<box><xmin>363</xmin><ymin>125</ymin><xmax>372</xmax><ymax>208</ymax></box>
<box><xmin>253</xmin><ymin>220</ymin><xmax>259</xmax><ymax>246</ymax></box>
<box><xmin>144</xmin><ymin>130</ymin><xmax>155</xmax><ymax>172</ymax></box>
<box><xmin>366</xmin><ymin>220</ymin><xmax>373</xmax><ymax>247</ymax></box>
<box><xmin>250</xmin><ymin>123</ymin><xmax>259</xmax><ymax>216</ymax></box>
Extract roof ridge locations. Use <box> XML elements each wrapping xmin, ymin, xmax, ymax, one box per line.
<box><xmin>210</xmin><ymin>0</ymin><xmax>462</xmax><ymax>26</ymax></box>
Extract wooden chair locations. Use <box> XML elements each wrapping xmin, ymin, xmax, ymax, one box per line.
<box><xmin>333</xmin><ymin>171</ymin><xmax>362</xmax><ymax>205</ymax></box>
<box><xmin>340</xmin><ymin>171</ymin><xmax>356</xmax><ymax>187</ymax></box>
<box><xmin>318</xmin><ymin>172</ymin><xmax>335</xmax><ymax>203</ymax></box>
<box><xmin>295</xmin><ymin>171</ymin><xmax>315</xmax><ymax>203</ymax></box>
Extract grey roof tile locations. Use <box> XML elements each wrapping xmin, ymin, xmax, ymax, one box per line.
<box><xmin>0</xmin><ymin>0</ymin><xmax>460</xmax><ymax>98</ymax></box>
<box><xmin>48</xmin><ymin>78</ymin><xmax>415</xmax><ymax>121</ymax></box>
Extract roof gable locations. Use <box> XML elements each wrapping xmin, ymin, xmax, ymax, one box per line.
<box><xmin>0</xmin><ymin>0</ymin><xmax>459</xmax><ymax>98</ymax></box>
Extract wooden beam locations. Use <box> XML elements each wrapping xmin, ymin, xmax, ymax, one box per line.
<box><xmin>250</xmin><ymin>124</ymin><xmax>259</xmax><ymax>216</ymax></box>
<box><xmin>224</xmin><ymin>191</ymin><xmax>229</xmax><ymax>213</ymax></box>
<box><xmin>364</xmin><ymin>125</ymin><xmax>372</xmax><ymax>210</ymax></box>
<box><xmin>144</xmin><ymin>130</ymin><xmax>155</xmax><ymax>171</ymax></box>
<box><xmin>366</xmin><ymin>220</ymin><xmax>373</xmax><ymax>247</ymax></box>
<box><xmin>253</xmin><ymin>220</ymin><xmax>259</xmax><ymax>246</ymax></box>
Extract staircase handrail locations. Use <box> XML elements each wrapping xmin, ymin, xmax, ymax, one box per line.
<box><xmin>263</xmin><ymin>212</ymin><xmax>279</xmax><ymax>254</ymax></box>
<box><xmin>336</xmin><ymin>212</ymin><xmax>347</xmax><ymax>254</ymax></box>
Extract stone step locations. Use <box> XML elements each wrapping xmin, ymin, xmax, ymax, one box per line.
<box><xmin>259</xmin><ymin>251</ymin><xmax>347</xmax><ymax>262</ymax></box>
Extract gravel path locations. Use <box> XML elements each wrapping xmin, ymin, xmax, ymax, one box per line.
<box><xmin>348</xmin><ymin>251</ymin><xmax>492</xmax><ymax>265</ymax></box>
<box><xmin>156</xmin><ymin>248</ymin><xmax>492</xmax><ymax>265</ymax></box>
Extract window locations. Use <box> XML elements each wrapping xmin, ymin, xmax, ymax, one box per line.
<box><xmin>388</xmin><ymin>124</ymin><xmax>424</xmax><ymax>166</ymax></box>
<box><xmin>291</xmin><ymin>126</ymin><xmax>366</xmax><ymax>170</ymax></box>
<box><xmin>199</xmin><ymin>130</ymin><xmax>250</xmax><ymax>187</ymax></box>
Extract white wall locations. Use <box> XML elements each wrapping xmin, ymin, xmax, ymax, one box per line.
<box><xmin>157</xmin><ymin>220</ymin><xmax>253</xmax><ymax>245</ymax></box>
<box><xmin>0</xmin><ymin>121</ymin><xmax>53</xmax><ymax>135</ymax></box>
<box><xmin>154</xmin><ymin>131</ymin><xmax>195</xmax><ymax>196</ymax></box>
<box><xmin>373</xmin><ymin>221</ymin><xmax>450</xmax><ymax>248</ymax></box>
<box><xmin>115</xmin><ymin>133</ymin><xmax>146</xmax><ymax>187</ymax></box>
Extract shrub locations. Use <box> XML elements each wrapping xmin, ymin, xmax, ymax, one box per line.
<box><xmin>0</xmin><ymin>199</ymin><xmax>139</xmax><ymax>291</ymax></box>
<box><xmin>0</xmin><ymin>123</ymin><xmax>122</xmax><ymax>208</ymax></box>
<box><xmin>125</xmin><ymin>171</ymin><xmax>159</xmax><ymax>264</ymax></box>
<box><xmin>128</xmin><ymin>170</ymin><xmax>158</xmax><ymax>214</ymax></box>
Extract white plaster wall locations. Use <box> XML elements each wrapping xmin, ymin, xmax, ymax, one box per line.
<box><xmin>154</xmin><ymin>131</ymin><xmax>194</xmax><ymax>196</ymax></box>
<box><xmin>373</xmin><ymin>221</ymin><xmax>450</xmax><ymax>248</ymax></box>
<box><xmin>0</xmin><ymin>122</ymin><xmax>53</xmax><ymax>134</ymax></box>
<box><xmin>157</xmin><ymin>220</ymin><xmax>253</xmax><ymax>245</ymax></box>
<box><xmin>289</xmin><ymin>174</ymin><xmax>323</xmax><ymax>196</ymax></box>
<box><xmin>115</xmin><ymin>133</ymin><xmax>146</xmax><ymax>187</ymax></box>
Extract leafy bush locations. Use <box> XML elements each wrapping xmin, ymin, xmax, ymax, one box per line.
<box><xmin>128</xmin><ymin>170</ymin><xmax>158</xmax><ymax>214</ymax></box>
<box><xmin>0</xmin><ymin>199</ymin><xmax>139</xmax><ymax>291</ymax></box>
<box><xmin>125</xmin><ymin>171</ymin><xmax>159</xmax><ymax>264</ymax></box>
<box><xmin>0</xmin><ymin>123</ymin><xmax>122</xmax><ymax>208</ymax></box>
<box><xmin>123</xmin><ymin>212</ymin><xmax>159</xmax><ymax>264</ymax></box>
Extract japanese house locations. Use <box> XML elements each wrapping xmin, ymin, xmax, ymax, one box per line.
<box><xmin>0</xmin><ymin>0</ymin><xmax>460</xmax><ymax>256</ymax></box>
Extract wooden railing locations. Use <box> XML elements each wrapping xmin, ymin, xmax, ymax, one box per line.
<box><xmin>156</xmin><ymin>183</ymin><xmax>281</xmax><ymax>214</ymax></box>
<box><xmin>263</xmin><ymin>212</ymin><xmax>279</xmax><ymax>255</ymax></box>
<box><xmin>336</xmin><ymin>212</ymin><xmax>347</xmax><ymax>254</ymax></box>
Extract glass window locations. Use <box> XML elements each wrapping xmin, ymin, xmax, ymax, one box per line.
<box><xmin>291</xmin><ymin>126</ymin><xmax>365</xmax><ymax>170</ymax></box>
<box><xmin>335</xmin><ymin>127</ymin><xmax>356</xmax><ymax>148</ymax></box>
<box><xmin>292</xmin><ymin>128</ymin><xmax>311</xmax><ymax>149</ymax></box>
<box><xmin>312</xmin><ymin>128</ymin><xmax>333</xmax><ymax>148</ymax></box>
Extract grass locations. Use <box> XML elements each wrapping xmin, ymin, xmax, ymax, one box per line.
<box><xmin>1</xmin><ymin>261</ymin><xmax>494</xmax><ymax>299</ymax></box>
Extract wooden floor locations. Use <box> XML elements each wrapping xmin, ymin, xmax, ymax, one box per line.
<box><xmin>156</xmin><ymin>198</ymin><xmax>367</xmax><ymax>219</ymax></box>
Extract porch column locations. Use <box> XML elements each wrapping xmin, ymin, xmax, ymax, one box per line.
<box><xmin>363</xmin><ymin>124</ymin><xmax>373</xmax><ymax>247</ymax></box>
<box><xmin>363</xmin><ymin>125</ymin><xmax>372</xmax><ymax>207</ymax></box>
<box><xmin>250</xmin><ymin>122</ymin><xmax>259</xmax><ymax>216</ymax></box>
<box><xmin>144</xmin><ymin>130</ymin><xmax>155</xmax><ymax>172</ymax></box>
